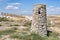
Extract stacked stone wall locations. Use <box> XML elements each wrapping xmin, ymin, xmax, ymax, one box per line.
<box><xmin>31</xmin><ymin>4</ymin><xmax>47</xmax><ymax>37</ymax></box>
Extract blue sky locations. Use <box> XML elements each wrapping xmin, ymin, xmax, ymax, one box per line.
<box><xmin>0</xmin><ymin>0</ymin><xmax>60</xmax><ymax>15</ymax></box>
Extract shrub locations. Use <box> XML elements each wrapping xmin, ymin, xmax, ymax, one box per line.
<box><xmin>0</xmin><ymin>17</ymin><xmax>9</xmax><ymax>22</ymax></box>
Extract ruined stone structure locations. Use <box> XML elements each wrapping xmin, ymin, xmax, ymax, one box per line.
<box><xmin>31</xmin><ymin>4</ymin><xmax>47</xmax><ymax>37</ymax></box>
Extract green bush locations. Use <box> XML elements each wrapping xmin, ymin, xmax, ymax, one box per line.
<box><xmin>0</xmin><ymin>17</ymin><xmax>9</xmax><ymax>22</ymax></box>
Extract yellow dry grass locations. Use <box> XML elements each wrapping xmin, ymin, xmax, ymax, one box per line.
<box><xmin>10</xmin><ymin>16</ymin><xmax>25</xmax><ymax>21</ymax></box>
<box><xmin>47</xmin><ymin>15</ymin><xmax>60</xmax><ymax>27</ymax></box>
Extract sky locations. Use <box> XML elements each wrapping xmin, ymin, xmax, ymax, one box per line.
<box><xmin>0</xmin><ymin>0</ymin><xmax>60</xmax><ymax>15</ymax></box>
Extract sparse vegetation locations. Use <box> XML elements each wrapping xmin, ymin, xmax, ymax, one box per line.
<box><xmin>0</xmin><ymin>15</ymin><xmax>60</xmax><ymax>40</ymax></box>
<box><xmin>10</xmin><ymin>31</ymin><xmax>60</xmax><ymax>40</ymax></box>
<box><xmin>31</xmin><ymin>32</ymin><xmax>60</xmax><ymax>40</ymax></box>
<box><xmin>47</xmin><ymin>20</ymin><xmax>51</xmax><ymax>27</ymax></box>
<box><xmin>31</xmin><ymin>33</ymin><xmax>46</xmax><ymax>40</ymax></box>
<box><xmin>12</xmin><ymin>27</ymin><xmax>18</xmax><ymax>30</ymax></box>
<box><xmin>10</xmin><ymin>32</ymin><xmax>31</xmax><ymax>40</ymax></box>
<box><xmin>47</xmin><ymin>32</ymin><xmax>60</xmax><ymax>40</ymax></box>
<box><xmin>23</xmin><ymin>21</ymin><xmax>31</xmax><ymax>27</ymax></box>
<box><xmin>0</xmin><ymin>29</ymin><xmax>16</xmax><ymax>36</ymax></box>
<box><xmin>0</xmin><ymin>24</ymin><xmax>2</xmax><ymax>26</ymax></box>
<box><xmin>0</xmin><ymin>17</ymin><xmax>9</xmax><ymax>22</ymax></box>
<box><xmin>10</xmin><ymin>24</ymin><xmax>20</xmax><ymax>26</ymax></box>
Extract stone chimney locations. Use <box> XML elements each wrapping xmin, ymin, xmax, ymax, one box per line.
<box><xmin>31</xmin><ymin>4</ymin><xmax>47</xmax><ymax>37</ymax></box>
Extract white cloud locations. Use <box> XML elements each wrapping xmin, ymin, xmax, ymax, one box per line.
<box><xmin>6</xmin><ymin>5</ymin><xmax>19</xmax><ymax>10</ymax></box>
<box><xmin>9</xmin><ymin>2</ymin><xmax>21</xmax><ymax>6</ymax></box>
<box><xmin>5</xmin><ymin>2</ymin><xmax>21</xmax><ymax>10</ymax></box>
<box><xmin>47</xmin><ymin>6</ymin><xmax>60</xmax><ymax>11</ymax></box>
<box><xmin>47</xmin><ymin>6</ymin><xmax>60</xmax><ymax>15</ymax></box>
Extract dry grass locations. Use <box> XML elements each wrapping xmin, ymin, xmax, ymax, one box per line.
<box><xmin>47</xmin><ymin>15</ymin><xmax>60</xmax><ymax>27</ymax></box>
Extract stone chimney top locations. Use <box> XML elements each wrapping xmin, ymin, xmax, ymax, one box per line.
<box><xmin>34</xmin><ymin>4</ymin><xmax>46</xmax><ymax>6</ymax></box>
